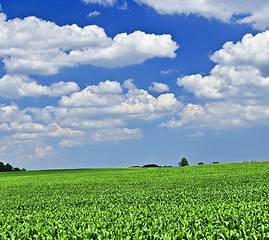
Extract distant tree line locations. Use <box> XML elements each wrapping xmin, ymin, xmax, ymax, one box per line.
<box><xmin>130</xmin><ymin>164</ymin><xmax>172</xmax><ymax>168</ymax></box>
<box><xmin>130</xmin><ymin>158</ymin><xmax>221</xmax><ymax>169</ymax></box>
<box><xmin>0</xmin><ymin>162</ymin><xmax>26</xmax><ymax>172</ymax></box>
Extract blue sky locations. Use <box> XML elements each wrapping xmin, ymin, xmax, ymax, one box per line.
<box><xmin>0</xmin><ymin>0</ymin><xmax>269</xmax><ymax>170</ymax></box>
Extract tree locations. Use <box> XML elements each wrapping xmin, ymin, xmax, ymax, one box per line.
<box><xmin>0</xmin><ymin>162</ymin><xmax>25</xmax><ymax>172</ymax></box>
<box><xmin>143</xmin><ymin>164</ymin><xmax>160</xmax><ymax>168</ymax></box>
<box><xmin>5</xmin><ymin>163</ymin><xmax>13</xmax><ymax>172</ymax></box>
<box><xmin>0</xmin><ymin>162</ymin><xmax>5</xmax><ymax>172</ymax></box>
<box><xmin>179</xmin><ymin>157</ymin><xmax>189</xmax><ymax>167</ymax></box>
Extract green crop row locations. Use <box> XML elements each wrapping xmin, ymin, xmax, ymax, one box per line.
<box><xmin>0</xmin><ymin>162</ymin><xmax>268</xmax><ymax>239</ymax></box>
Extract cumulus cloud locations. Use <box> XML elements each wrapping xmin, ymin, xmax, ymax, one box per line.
<box><xmin>122</xmin><ymin>79</ymin><xmax>137</xmax><ymax>90</ymax></box>
<box><xmin>26</xmin><ymin>82</ymin><xmax>180</xmax><ymax>127</ymax></box>
<box><xmin>163</xmin><ymin>30</ymin><xmax>269</xmax><ymax>130</ymax></box>
<box><xmin>58</xmin><ymin>80</ymin><xmax>181</xmax><ymax>120</ymax></box>
<box><xmin>178</xmin><ymin>30</ymin><xmax>269</xmax><ymax>101</ymax></box>
<box><xmin>0</xmin><ymin>75</ymin><xmax>79</xmax><ymax>98</ymax></box>
<box><xmin>0</xmin><ymin>80</ymin><xmax>181</xmax><ymax>159</ymax></box>
<box><xmin>87</xmin><ymin>11</ymin><xmax>101</xmax><ymax>17</ymax></box>
<box><xmin>0</xmin><ymin>105</ymin><xmax>31</xmax><ymax>122</ymax></box>
<box><xmin>10</xmin><ymin>123</ymin><xmax>83</xmax><ymax>140</ymax></box>
<box><xmin>59</xmin><ymin>80</ymin><xmax>123</xmax><ymax>107</ymax></box>
<box><xmin>0</xmin><ymin>13</ymin><xmax>178</xmax><ymax>75</ymax></box>
<box><xmin>135</xmin><ymin>0</ymin><xmax>269</xmax><ymax>30</ymax></box>
<box><xmin>31</xmin><ymin>146</ymin><xmax>55</xmax><ymax>160</ymax></box>
<box><xmin>0</xmin><ymin>137</ymin><xmax>51</xmax><ymax>165</ymax></box>
<box><xmin>0</xmin><ymin>80</ymin><xmax>181</xmax><ymax>164</ymax></box>
<box><xmin>149</xmin><ymin>82</ymin><xmax>170</xmax><ymax>92</ymax></box>
<box><xmin>161</xmin><ymin>102</ymin><xmax>269</xmax><ymax>130</ymax></box>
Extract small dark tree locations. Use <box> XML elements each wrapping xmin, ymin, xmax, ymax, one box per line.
<box><xmin>179</xmin><ymin>157</ymin><xmax>189</xmax><ymax>167</ymax></box>
<box><xmin>13</xmin><ymin>167</ymin><xmax>21</xmax><ymax>171</ymax></box>
<box><xmin>5</xmin><ymin>163</ymin><xmax>13</xmax><ymax>172</ymax></box>
<box><xmin>143</xmin><ymin>164</ymin><xmax>160</xmax><ymax>168</ymax></box>
<box><xmin>0</xmin><ymin>162</ymin><xmax>5</xmax><ymax>172</ymax></box>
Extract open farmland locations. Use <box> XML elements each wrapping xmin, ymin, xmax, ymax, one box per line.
<box><xmin>0</xmin><ymin>162</ymin><xmax>268</xmax><ymax>239</ymax></box>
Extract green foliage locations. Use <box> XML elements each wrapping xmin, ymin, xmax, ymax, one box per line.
<box><xmin>0</xmin><ymin>162</ymin><xmax>4</xmax><ymax>172</ymax></box>
<box><xmin>0</xmin><ymin>162</ymin><xmax>268</xmax><ymax>238</ymax></box>
<box><xmin>179</xmin><ymin>157</ymin><xmax>189</xmax><ymax>166</ymax></box>
<box><xmin>0</xmin><ymin>162</ymin><xmax>23</xmax><ymax>172</ymax></box>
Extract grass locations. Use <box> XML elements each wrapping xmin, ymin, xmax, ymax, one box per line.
<box><xmin>0</xmin><ymin>162</ymin><xmax>268</xmax><ymax>239</ymax></box>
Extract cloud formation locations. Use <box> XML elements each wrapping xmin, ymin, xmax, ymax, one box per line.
<box><xmin>0</xmin><ymin>75</ymin><xmax>79</xmax><ymax>98</ymax></box>
<box><xmin>163</xmin><ymin>30</ymin><xmax>269</xmax><ymax>130</ymax></box>
<box><xmin>161</xmin><ymin>102</ymin><xmax>269</xmax><ymax>130</ymax></box>
<box><xmin>178</xmin><ymin>30</ymin><xmax>269</xmax><ymax>101</ymax></box>
<box><xmin>87</xmin><ymin>11</ymin><xmax>101</xmax><ymax>17</ymax></box>
<box><xmin>58</xmin><ymin>81</ymin><xmax>181</xmax><ymax>120</ymax></box>
<box><xmin>135</xmin><ymin>0</ymin><xmax>269</xmax><ymax>30</ymax></box>
<box><xmin>0</xmin><ymin>13</ymin><xmax>178</xmax><ymax>75</ymax></box>
<box><xmin>0</xmin><ymin>80</ymin><xmax>182</xmax><ymax>162</ymax></box>
<box><xmin>149</xmin><ymin>82</ymin><xmax>170</xmax><ymax>92</ymax></box>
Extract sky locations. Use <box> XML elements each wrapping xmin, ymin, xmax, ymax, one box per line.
<box><xmin>0</xmin><ymin>0</ymin><xmax>269</xmax><ymax>170</ymax></box>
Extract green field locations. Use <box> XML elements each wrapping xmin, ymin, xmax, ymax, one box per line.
<box><xmin>0</xmin><ymin>162</ymin><xmax>268</xmax><ymax>239</ymax></box>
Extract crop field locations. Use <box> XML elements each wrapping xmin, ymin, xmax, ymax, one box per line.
<box><xmin>0</xmin><ymin>162</ymin><xmax>268</xmax><ymax>239</ymax></box>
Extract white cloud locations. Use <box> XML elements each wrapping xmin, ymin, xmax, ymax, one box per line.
<box><xmin>149</xmin><ymin>82</ymin><xmax>170</xmax><ymax>92</ymax></box>
<box><xmin>0</xmin><ymin>13</ymin><xmax>178</xmax><ymax>75</ymax></box>
<box><xmin>0</xmin><ymin>74</ymin><xmax>79</xmax><ymax>98</ymax></box>
<box><xmin>0</xmin><ymin>79</ymin><xmax>184</xmax><ymax>164</ymax></box>
<box><xmin>91</xmin><ymin>128</ymin><xmax>142</xmax><ymax>143</ymax></box>
<box><xmin>62</xmin><ymin>118</ymin><xmax>125</xmax><ymax>129</ymax></box>
<box><xmin>122</xmin><ymin>79</ymin><xmax>137</xmax><ymax>90</ymax></box>
<box><xmin>19</xmin><ymin>80</ymin><xmax>181</xmax><ymax>147</ymax></box>
<box><xmin>83</xmin><ymin>0</ymin><xmax>117</xmax><ymax>6</ymax></box>
<box><xmin>0</xmin><ymin>137</ymin><xmax>47</xmax><ymax>165</ymax></box>
<box><xmin>0</xmin><ymin>105</ymin><xmax>31</xmax><ymax>122</ymax></box>
<box><xmin>59</xmin><ymin>80</ymin><xmax>123</xmax><ymax>107</ymax></box>
<box><xmin>178</xmin><ymin>30</ymin><xmax>269</xmax><ymax>101</ymax></box>
<box><xmin>0</xmin><ymin>80</ymin><xmax>182</xmax><ymax>163</ymax></box>
<box><xmin>87</xmin><ymin>11</ymin><xmax>101</xmax><ymax>17</ymax></box>
<box><xmin>135</xmin><ymin>0</ymin><xmax>269</xmax><ymax>30</ymax></box>
<box><xmin>161</xmin><ymin>101</ymin><xmax>269</xmax><ymax>130</ymax></box>
<box><xmin>10</xmin><ymin>123</ymin><xmax>84</xmax><ymax>139</ymax></box>
<box><xmin>160</xmin><ymin>69</ymin><xmax>178</xmax><ymax>75</ymax></box>
<box><xmin>70</xmin><ymin>31</ymin><xmax>178</xmax><ymax>68</ymax></box>
<box><xmin>31</xmin><ymin>146</ymin><xmax>55</xmax><ymax>160</ymax></box>
<box><xmin>58</xmin><ymin>80</ymin><xmax>181</xmax><ymax>120</ymax></box>
<box><xmin>162</xmin><ymin>30</ymin><xmax>269</xmax><ymax>130</ymax></box>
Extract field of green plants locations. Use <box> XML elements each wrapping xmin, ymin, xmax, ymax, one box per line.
<box><xmin>0</xmin><ymin>162</ymin><xmax>268</xmax><ymax>239</ymax></box>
